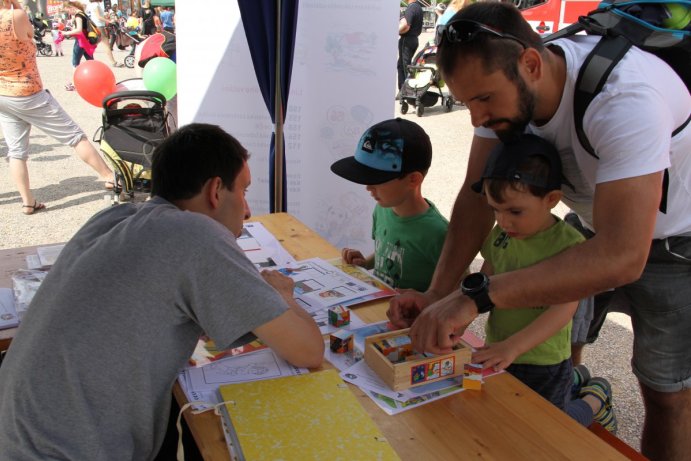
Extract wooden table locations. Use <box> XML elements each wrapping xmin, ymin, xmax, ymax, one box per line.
<box><xmin>0</xmin><ymin>214</ymin><xmax>631</xmax><ymax>460</ymax></box>
<box><xmin>174</xmin><ymin>213</ymin><xmax>628</xmax><ymax>461</ymax></box>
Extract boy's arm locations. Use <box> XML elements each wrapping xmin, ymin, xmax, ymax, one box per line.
<box><xmin>472</xmin><ymin>300</ymin><xmax>578</xmax><ymax>371</ymax></box>
<box><xmin>341</xmin><ymin>247</ymin><xmax>374</xmax><ymax>269</ymax></box>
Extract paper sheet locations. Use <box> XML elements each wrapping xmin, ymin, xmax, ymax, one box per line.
<box><xmin>0</xmin><ymin>288</ymin><xmax>19</xmax><ymax>330</ymax></box>
<box><xmin>239</xmin><ymin>222</ymin><xmax>297</xmax><ymax>269</ymax></box>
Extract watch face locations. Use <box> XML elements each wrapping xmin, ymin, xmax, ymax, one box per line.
<box><xmin>463</xmin><ymin>273</ymin><xmax>486</xmax><ymax>293</ymax></box>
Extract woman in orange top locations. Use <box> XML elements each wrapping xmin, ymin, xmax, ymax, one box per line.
<box><xmin>0</xmin><ymin>0</ymin><xmax>113</xmax><ymax>214</ymax></box>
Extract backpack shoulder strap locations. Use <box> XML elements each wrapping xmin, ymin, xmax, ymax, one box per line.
<box><xmin>574</xmin><ymin>35</ymin><xmax>632</xmax><ymax>158</ymax></box>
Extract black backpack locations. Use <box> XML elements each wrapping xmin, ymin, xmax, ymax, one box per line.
<box><xmin>78</xmin><ymin>12</ymin><xmax>101</xmax><ymax>45</ymax></box>
<box><xmin>544</xmin><ymin>0</ymin><xmax>691</xmax><ymax>212</ymax></box>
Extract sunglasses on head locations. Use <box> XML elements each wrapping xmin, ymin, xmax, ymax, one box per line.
<box><xmin>436</xmin><ymin>19</ymin><xmax>527</xmax><ymax>49</ymax></box>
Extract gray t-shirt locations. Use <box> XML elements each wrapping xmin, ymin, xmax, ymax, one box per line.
<box><xmin>0</xmin><ymin>197</ymin><xmax>288</xmax><ymax>460</ymax></box>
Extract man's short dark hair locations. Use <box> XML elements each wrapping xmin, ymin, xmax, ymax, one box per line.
<box><xmin>438</xmin><ymin>3</ymin><xmax>544</xmax><ymax>84</ymax></box>
<box><xmin>150</xmin><ymin>123</ymin><xmax>249</xmax><ymax>201</ymax></box>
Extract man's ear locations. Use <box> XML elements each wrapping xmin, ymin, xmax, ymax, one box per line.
<box><xmin>521</xmin><ymin>48</ymin><xmax>543</xmax><ymax>82</ymax></box>
<box><xmin>205</xmin><ymin>176</ymin><xmax>224</xmax><ymax>209</ymax></box>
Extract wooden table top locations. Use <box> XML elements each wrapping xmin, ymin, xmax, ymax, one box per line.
<box><xmin>175</xmin><ymin>213</ymin><xmax>627</xmax><ymax>461</ymax></box>
<box><xmin>0</xmin><ymin>213</ymin><xmax>628</xmax><ymax>460</ymax></box>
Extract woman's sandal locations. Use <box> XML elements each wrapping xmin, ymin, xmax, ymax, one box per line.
<box><xmin>65</xmin><ymin>83</ymin><xmax>75</xmax><ymax>91</ymax></box>
<box><xmin>22</xmin><ymin>200</ymin><xmax>46</xmax><ymax>215</ymax></box>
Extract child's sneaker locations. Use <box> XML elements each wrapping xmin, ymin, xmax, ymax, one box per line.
<box><xmin>571</xmin><ymin>364</ymin><xmax>591</xmax><ymax>398</ymax></box>
<box><xmin>579</xmin><ymin>377</ymin><xmax>618</xmax><ymax>434</ymax></box>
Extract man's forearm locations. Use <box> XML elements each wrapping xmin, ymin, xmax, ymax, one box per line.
<box><xmin>428</xmin><ymin>187</ymin><xmax>494</xmax><ymax>299</ymax></box>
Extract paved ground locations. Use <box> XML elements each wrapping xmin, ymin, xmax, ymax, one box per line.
<box><xmin>0</xmin><ymin>41</ymin><xmax>644</xmax><ymax>450</ymax></box>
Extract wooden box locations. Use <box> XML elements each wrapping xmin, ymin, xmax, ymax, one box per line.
<box><xmin>364</xmin><ymin>328</ymin><xmax>471</xmax><ymax>391</ymax></box>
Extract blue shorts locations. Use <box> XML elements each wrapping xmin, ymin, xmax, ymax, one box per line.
<box><xmin>0</xmin><ymin>90</ymin><xmax>85</xmax><ymax>161</ymax></box>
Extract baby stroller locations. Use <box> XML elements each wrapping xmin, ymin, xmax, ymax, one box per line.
<box><xmin>93</xmin><ymin>79</ymin><xmax>175</xmax><ymax>203</ymax></box>
<box><xmin>34</xmin><ymin>31</ymin><xmax>53</xmax><ymax>56</ymax></box>
<box><xmin>399</xmin><ymin>43</ymin><xmax>454</xmax><ymax>117</ymax></box>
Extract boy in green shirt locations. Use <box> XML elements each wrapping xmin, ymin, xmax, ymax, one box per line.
<box><xmin>472</xmin><ymin>134</ymin><xmax>617</xmax><ymax>432</ymax></box>
<box><xmin>330</xmin><ymin>118</ymin><xmax>448</xmax><ymax>292</ymax></box>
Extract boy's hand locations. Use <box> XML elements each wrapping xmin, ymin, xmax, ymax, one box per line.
<box><xmin>260</xmin><ymin>270</ymin><xmax>295</xmax><ymax>300</ymax></box>
<box><xmin>341</xmin><ymin>248</ymin><xmax>367</xmax><ymax>266</ymax></box>
<box><xmin>471</xmin><ymin>340</ymin><xmax>519</xmax><ymax>372</ymax></box>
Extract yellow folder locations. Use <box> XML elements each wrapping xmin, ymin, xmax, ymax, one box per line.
<box><xmin>218</xmin><ymin>369</ymin><xmax>400</xmax><ymax>460</ymax></box>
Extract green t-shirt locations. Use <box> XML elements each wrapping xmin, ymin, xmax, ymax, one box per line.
<box><xmin>480</xmin><ymin>217</ymin><xmax>584</xmax><ymax>365</ymax></box>
<box><xmin>372</xmin><ymin>200</ymin><xmax>448</xmax><ymax>291</ymax></box>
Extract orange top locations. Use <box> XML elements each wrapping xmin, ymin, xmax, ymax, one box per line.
<box><xmin>0</xmin><ymin>9</ymin><xmax>43</xmax><ymax>96</ymax></box>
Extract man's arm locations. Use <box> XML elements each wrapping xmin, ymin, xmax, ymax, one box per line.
<box><xmin>399</xmin><ymin>17</ymin><xmax>410</xmax><ymax>34</ymax></box>
<box><xmin>411</xmin><ymin>171</ymin><xmax>662</xmax><ymax>354</ymax></box>
<box><xmin>387</xmin><ymin>135</ymin><xmax>497</xmax><ymax>328</ymax></box>
<box><xmin>253</xmin><ymin>271</ymin><xmax>324</xmax><ymax>368</ymax></box>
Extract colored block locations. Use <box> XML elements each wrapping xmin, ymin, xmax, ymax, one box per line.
<box><xmin>329</xmin><ymin>329</ymin><xmax>354</xmax><ymax>353</ymax></box>
<box><xmin>328</xmin><ymin>305</ymin><xmax>351</xmax><ymax>327</ymax></box>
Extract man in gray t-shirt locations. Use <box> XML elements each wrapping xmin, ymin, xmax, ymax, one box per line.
<box><xmin>0</xmin><ymin>124</ymin><xmax>324</xmax><ymax>460</ymax></box>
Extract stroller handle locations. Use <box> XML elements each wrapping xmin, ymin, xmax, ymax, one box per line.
<box><xmin>102</xmin><ymin>91</ymin><xmax>167</xmax><ymax>109</ymax></box>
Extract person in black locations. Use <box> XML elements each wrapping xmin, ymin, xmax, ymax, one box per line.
<box><xmin>140</xmin><ymin>0</ymin><xmax>156</xmax><ymax>36</ymax></box>
<box><xmin>397</xmin><ymin>0</ymin><xmax>424</xmax><ymax>90</ymax></box>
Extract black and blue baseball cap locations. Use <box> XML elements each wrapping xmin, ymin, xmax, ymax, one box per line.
<box><xmin>330</xmin><ymin>118</ymin><xmax>432</xmax><ymax>185</ymax></box>
<box><xmin>471</xmin><ymin>134</ymin><xmax>568</xmax><ymax>193</ymax></box>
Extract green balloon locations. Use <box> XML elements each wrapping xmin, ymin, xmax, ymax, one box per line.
<box><xmin>143</xmin><ymin>57</ymin><xmax>177</xmax><ymax>101</ymax></box>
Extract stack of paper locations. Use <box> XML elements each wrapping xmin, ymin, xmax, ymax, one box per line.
<box><xmin>0</xmin><ymin>288</ymin><xmax>19</xmax><ymax>331</ymax></box>
<box><xmin>178</xmin><ymin>348</ymin><xmax>308</xmax><ymax>410</ymax></box>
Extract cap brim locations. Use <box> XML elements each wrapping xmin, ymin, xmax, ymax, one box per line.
<box><xmin>330</xmin><ymin>157</ymin><xmax>401</xmax><ymax>185</ymax></box>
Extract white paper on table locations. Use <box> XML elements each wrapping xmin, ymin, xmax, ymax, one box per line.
<box><xmin>183</xmin><ymin>348</ymin><xmax>307</xmax><ymax>394</ymax></box>
<box><xmin>365</xmin><ymin>386</ymin><xmax>466</xmax><ymax>416</ymax></box>
<box><xmin>240</xmin><ymin>222</ymin><xmax>297</xmax><ymax>269</ymax></box>
<box><xmin>0</xmin><ymin>288</ymin><xmax>19</xmax><ymax>330</ymax></box>
<box><xmin>36</xmin><ymin>244</ymin><xmax>65</xmax><ymax>267</ymax></box>
<box><xmin>25</xmin><ymin>254</ymin><xmax>42</xmax><ymax>270</ymax></box>
<box><xmin>312</xmin><ymin>308</ymin><xmax>366</xmax><ymax>335</ymax></box>
<box><xmin>277</xmin><ymin>258</ymin><xmax>380</xmax><ymax>309</ymax></box>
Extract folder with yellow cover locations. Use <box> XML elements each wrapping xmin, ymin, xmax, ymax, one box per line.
<box><xmin>217</xmin><ymin>369</ymin><xmax>400</xmax><ymax>460</ymax></box>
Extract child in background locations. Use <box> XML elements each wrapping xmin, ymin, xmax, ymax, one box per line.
<box><xmin>471</xmin><ymin>133</ymin><xmax>617</xmax><ymax>433</ymax></box>
<box><xmin>330</xmin><ymin>118</ymin><xmax>448</xmax><ymax>292</ymax></box>
<box><xmin>51</xmin><ymin>25</ymin><xmax>64</xmax><ymax>56</ymax></box>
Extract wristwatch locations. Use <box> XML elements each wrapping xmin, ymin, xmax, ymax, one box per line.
<box><xmin>460</xmin><ymin>272</ymin><xmax>495</xmax><ymax>313</ymax></box>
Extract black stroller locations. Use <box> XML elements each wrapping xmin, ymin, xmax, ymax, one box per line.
<box><xmin>94</xmin><ymin>81</ymin><xmax>175</xmax><ymax>203</ymax></box>
<box><xmin>34</xmin><ymin>31</ymin><xmax>53</xmax><ymax>56</ymax></box>
<box><xmin>399</xmin><ymin>43</ymin><xmax>454</xmax><ymax>117</ymax></box>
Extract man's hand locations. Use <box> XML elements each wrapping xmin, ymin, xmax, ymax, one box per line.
<box><xmin>387</xmin><ymin>289</ymin><xmax>436</xmax><ymax>329</ymax></box>
<box><xmin>409</xmin><ymin>291</ymin><xmax>478</xmax><ymax>354</ymax></box>
<box><xmin>341</xmin><ymin>248</ymin><xmax>367</xmax><ymax>267</ymax></box>
<box><xmin>260</xmin><ymin>270</ymin><xmax>294</xmax><ymax>300</ymax></box>
<box><xmin>472</xmin><ymin>341</ymin><xmax>519</xmax><ymax>372</ymax></box>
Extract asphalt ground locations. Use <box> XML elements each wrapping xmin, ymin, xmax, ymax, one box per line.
<box><xmin>0</xmin><ymin>37</ymin><xmax>644</xmax><ymax>451</ymax></box>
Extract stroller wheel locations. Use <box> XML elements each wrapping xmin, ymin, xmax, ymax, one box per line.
<box><xmin>400</xmin><ymin>101</ymin><xmax>409</xmax><ymax>115</ymax></box>
<box><xmin>445</xmin><ymin>96</ymin><xmax>454</xmax><ymax>112</ymax></box>
<box><xmin>416</xmin><ymin>105</ymin><xmax>424</xmax><ymax>117</ymax></box>
<box><xmin>124</xmin><ymin>55</ymin><xmax>135</xmax><ymax>68</ymax></box>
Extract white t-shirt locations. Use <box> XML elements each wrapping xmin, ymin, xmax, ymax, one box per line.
<box><xmin>85</xmin><ymin>2</ymin><xmax>105</xmax><ymax>27</ymax></box>
<box><xmin>476</xmin><ymin>35</ymin><xmax>691</xmax><ymax>239</ymax></box>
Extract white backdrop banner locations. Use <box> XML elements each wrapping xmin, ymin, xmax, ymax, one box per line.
<box><xmin>177</xmin><ymin>1</ymin><xmax>397</xmax><ymax>253</ymax></box>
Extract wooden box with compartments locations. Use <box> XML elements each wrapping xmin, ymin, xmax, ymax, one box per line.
<box><xmin>364</xmin><ymin>328</ymin><xmax>471</xmax><ymax>391</ymax></box>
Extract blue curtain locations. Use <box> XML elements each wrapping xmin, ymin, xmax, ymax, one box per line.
<box><xmin>238</xmin><ymin>0</ymin><xmax>299</xmax><ymax>213</ymax></box>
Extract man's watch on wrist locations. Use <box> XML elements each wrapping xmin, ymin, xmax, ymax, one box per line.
<box><xmin>460</xmin><ymin>272</ymin><xmax>495</xmax><ymax>314</ymax></box>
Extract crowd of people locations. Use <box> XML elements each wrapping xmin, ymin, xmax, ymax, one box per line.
<box><xmin>0</xmin><ymin>1</ymin><xmax>689</xmax><ymax>460</ymax></box>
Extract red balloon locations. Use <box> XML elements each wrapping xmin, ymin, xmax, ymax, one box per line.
<box><xmin>73</xmin><ymin>61</ymin><xmax>116</xmax><ymax>107</ymax></box>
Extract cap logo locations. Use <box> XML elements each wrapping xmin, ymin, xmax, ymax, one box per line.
<box><xmin>354</xmin><ymin>129</ymin><xmax>404</xmax><ymax>173</ymax></box>
<box><xmin>362</xmin><ymin>138</ymin><xmax>374</xmax><ymax>153</ymax></box>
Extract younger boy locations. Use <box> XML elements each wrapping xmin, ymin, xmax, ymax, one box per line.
<box><xmin>330</xmin><ymin>118</ymin><xmax>448</xmax><ymax>292</ymax></box>
<box><xmin>471</xmin><ymin>134</ymin><xmax>617</xmax><ymax>432</ymax></box>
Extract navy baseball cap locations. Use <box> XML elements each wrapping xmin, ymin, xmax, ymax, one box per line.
<box><xmin>471</xmin><ymin>134</ymin><xmax>567</xmax><ymax>193</ymax></box>
<box><xmin>330</xmin><ymin>118</ymin><xmax>432</xmax><ymax>185</ymax></box>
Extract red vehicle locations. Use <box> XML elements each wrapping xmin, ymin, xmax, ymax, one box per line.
<box><xmin>519</xmin><ymin>0</ymin><xmax>601</xmax><ymax>35</ymax></box>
